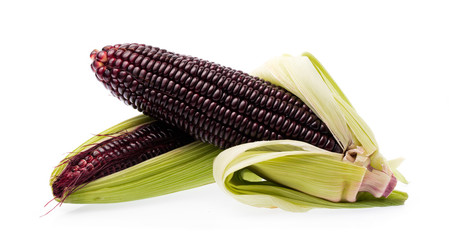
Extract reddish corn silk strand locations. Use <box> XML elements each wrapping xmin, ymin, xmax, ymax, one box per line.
<box><xmin>51</xmin><ymin>121</ymin><xmax>194</xmax><ymax>199</ymax></box>
<box><xmin>90</xmin><ymin>43</ymin><xmax>343</xmax><ymax>153</ymax></box>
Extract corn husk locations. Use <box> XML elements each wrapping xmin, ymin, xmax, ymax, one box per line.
<box><xmin>213</xmin><ymin>53</ymin><xmax>407</xmax><ymax>211</ymax></box>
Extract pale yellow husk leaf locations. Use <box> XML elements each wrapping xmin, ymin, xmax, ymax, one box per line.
<box><xmin>213</xmin><ymin>53</ymin><xmax>407</xmax><ymax>211</ymax></box>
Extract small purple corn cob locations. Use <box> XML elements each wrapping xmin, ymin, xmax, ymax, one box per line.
<box><xmin>52</xmin><ymin>121</ymin><xmax>194</xmax><ymax>199</ymax></box>
<box><xmin>91</xmin><ymin>43</ymin><xmax>342</xmax><ymax>153</ymax></box>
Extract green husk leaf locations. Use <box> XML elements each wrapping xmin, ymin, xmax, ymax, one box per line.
<box><xmin>65</xmin><ymin>142</ymin><xmax>221</xmax><ymax>203</ymax></box>
<box><xmin>213</xmin><ymin>140</ymin><xmax>407</xmax><ymax>211</ymax></box>
<box><xmin>388</xmin><ymin>158</ymin><xmax>408</xmax><ymax>184</ymax></box>
<box><xmin>252</xmin><ymin>55</ymin><xmax>351</xmax><ymax>151</ymax></box>
<box><xmin>252</xmin><ymin>53</ymin><xmax>383</xmax><ymax>168</ymax></box>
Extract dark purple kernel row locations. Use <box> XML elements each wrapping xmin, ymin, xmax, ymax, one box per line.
<box><xmin>92</xmin><ymin>43</ymin><xmax>342</xmax><ymax>153</ymax></box>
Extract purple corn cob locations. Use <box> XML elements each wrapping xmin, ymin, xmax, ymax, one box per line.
<box><xmin>52</xmin><ymin>121</ymin><xmax>194</xmax><ymax>199</ymax></box>
<box><xmin>90</xmin><ymin>43</ymin><xmax>342</xmax><ymax>153</ymax></box>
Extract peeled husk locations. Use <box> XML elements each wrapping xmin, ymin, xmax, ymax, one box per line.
<box><xmin>213</xmin><ymin>53</ymin><xmax>407</xmax><ymax>211</ymax></box>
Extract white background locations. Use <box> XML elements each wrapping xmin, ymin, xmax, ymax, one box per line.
<box><xmin>1</xmin><ymin>0</ymin><xmax>448</xmax><ymax>239</ymax></box>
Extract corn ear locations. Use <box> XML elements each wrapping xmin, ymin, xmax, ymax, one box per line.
<box><xmin>50</xmin><ymin>114</ymin><xmax>221</xmax><ymax>203</ymax></box>
<box><xmin>91</xmin><ymin>44</ymin><xmax>343</xmax><ymax>153</ymax></box>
